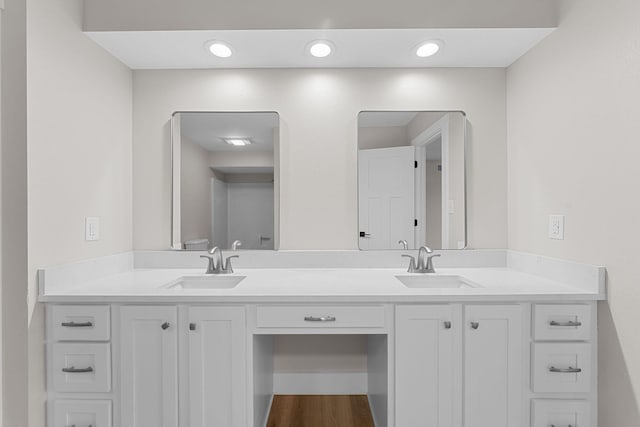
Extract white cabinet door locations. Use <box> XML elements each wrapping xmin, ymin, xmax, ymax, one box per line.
<box><xmin>396</xmin><ymin>305</ymin><xmax>456</xmax><ymax>427</ymax></box>
<box><xmin>464</xmin><ymin>305</ymin><xmax>523</xmax><ymax>427</ymax></box>
<box><xmin>120</xmin><ymin>306</ymin><xmax>178</xmax><ymax>427</ymax></box>
<box><xmin>188</xmin><ymin>306</ymin><xmax>247</xmax><ymax>427</ymax></box>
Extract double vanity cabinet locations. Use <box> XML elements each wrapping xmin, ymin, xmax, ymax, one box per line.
<box><xmin>45</xmin><ymin>299</ymin><xmax>597</xmax><ymax>427</ymax></box>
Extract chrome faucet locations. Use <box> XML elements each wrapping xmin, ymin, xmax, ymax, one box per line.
<box><xmin>200</xmin><ymin>246</ymin><xmax>239</xmax><ymax>274</ymax></box>
<box><xmin>398</xmin><ymin>239</ymin><xmax>408</xmax><ymax>250</ymax></box>
<box><xmin>402</xmin><ymin>246</ymin><xmax>441</xmax><ymax>273</ymax></box>
<box><xmin>231</xmin><ymin>240</ymin><xmax>242</xmax><ymax>250</ymax></box>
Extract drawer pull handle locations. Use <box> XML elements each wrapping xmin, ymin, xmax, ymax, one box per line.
<box><xmin>161</xmin><ymin>322</ymin><xmax>170</xmax><ymax>330</ymax></box>
<box><xmin>189</xmin><ymin>323</ymin><xmax>196</xmax><ymax>331</ymax></box>
<box><xmin>444</xmin><ymin>321</ymin><xmax>452</xmax><ymax>329</ymax></box>
<box><xmin>549</xmin><ymin>320</ymin><xmax>582</xmax><ymax>327</ymax></box>
<box><xmin>61</xmin><ymin>321</ymin><xmax>93</xmax><ymax>327</ymax></box>
<box><xmin>62</xmin><ymin>366</ymin><xmax>94</xmax><ymax>373</ymax></box>
<box><xmin>549</xmin><ymin>366</ymin><xmax>582</xmax><ymax>373</ymax></box>
<box><xmin>304</xmin><ymin>316</ymin><xmax>336</xmax><ymax>322</ymax></box>
<box><xmin>470</xmin><ymin>322</ymin><xmax>479</xmax><ymax>330</ymax></box>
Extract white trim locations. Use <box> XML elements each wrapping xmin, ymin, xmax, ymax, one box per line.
<box><xmin>171</xmin><ymin>113</ymin><xmax>182</xmax><ymax>249</ymax></box>
<box><xmin>273</xmin><ymin>372</ymin><xmax>367</xmax><ymax>394</ymax></box>
<box><xmin>411</xmin><ymin>114</ymin><xmax>451</xmax><ymax>249</ymax></box>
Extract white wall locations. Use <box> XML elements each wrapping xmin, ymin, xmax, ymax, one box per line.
<box><xmin>133</xmin><ymin>68</ymin><xmax>507</xmax><ymax>251</ymax></box>
<box><xmin>83</xmin><ymin>0</ymin><xmax>558</xmax><ymax>31</ymax></box>
<box><xmin>507</xmin><ymin>0</ymin><xmax>640</xmax><ymax>423</ymax></box>
<box><xmin>1</xmin><ymin>0</ymin><xmax>28</xmax><ymax>424</ymax></box>
<box><xmin>358</xmin><ymin>126</ymin><xmax>408</xmax><ymax>149</ymax></box>
<box><xmin>180</xmin><ymin>137</ymin><xmax>213</xmax><ymax>243</ymax></box>
<box><xmin>27</xmin><ymin>0</ymin><xmax>133</xmax><ymax>425</ymax></box>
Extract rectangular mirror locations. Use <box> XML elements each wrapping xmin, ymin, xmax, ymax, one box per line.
<box><xmin>358</xmin><ymin>111</ymin><xmax>467</xmax><ymax>250</ymax></box>
<box><xmin>171</xmin><ymin>112</ymin><xmax>279</xmax><ymax>250</ymax></box>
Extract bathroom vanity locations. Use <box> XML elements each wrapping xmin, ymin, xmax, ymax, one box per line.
<box><xmin>39</xmin><ymin>250</ymin><xmax>604</xmax><ymax>427</ymax></box>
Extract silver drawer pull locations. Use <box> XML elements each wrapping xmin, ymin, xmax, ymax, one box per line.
<box><xmin>549</xmin><ymin>366</ymin><xmax>582</xmax><ymax>373</ymax></box>
<box><xmin>304</xmin><ymin>316</ymin><xmax>336</xmax><ymax>322</ymax></box>
<box><xmin>61</xmin><ymin>321</ymin><xmax>93</xmax><ymax>327</ymax></box>
<box><xmin>62</xmin><ymin>366</ymin><xmax>94</xmax><ymax>373</ymax></box>
<box><xmin>549</xmin><ymin>320</ymin><xmax>582</xmax><ymax>327</ymax></box>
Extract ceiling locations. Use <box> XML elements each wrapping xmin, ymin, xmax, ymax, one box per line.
<box><xmin>87</xmin><ymin>28</ymin><xmax>555</xmax><ymax>69</ymax></box>
<box><xmin>179</xmin><ymin>112</ymin><xmax>278</xmax><ymax>152</ymax></box>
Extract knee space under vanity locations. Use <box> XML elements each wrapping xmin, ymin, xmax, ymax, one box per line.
<box><xmin>252</xmin><ymin>334</ymin><xmax>389</xmax><ymax>427</ymax></box>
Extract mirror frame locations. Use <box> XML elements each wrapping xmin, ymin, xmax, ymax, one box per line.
<box><xmin>356</xmin><ymin>110</ymin><xmax>468</xmax><ymax>250</ymax></box>
<box><xmin>170</xmin><ymin>111</ymin><xmax>280</xmax><ymax>250</ymax></box>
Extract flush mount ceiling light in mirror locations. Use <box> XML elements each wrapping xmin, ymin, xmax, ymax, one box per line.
<box><xmin>206</xmin><ymin>40</ymin><xmax>233</xmax><ymax>58</ymax></box>
<box><xmin>224</xmin><ymin>138</ymin><xmax>253</xmax><ymax>147</ymax></box>
<box><xmin>416</xmin><ymin>40</ymin><xmax>443</xmax><ymax>57</ymax></box>
<box><xmin>308</xmin><ymin>40</ymin><xmax>334</xmax><ymax>58</ymax></box>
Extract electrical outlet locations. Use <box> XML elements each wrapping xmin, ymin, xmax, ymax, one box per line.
<box><xmin>85</xmin><ymin>217</ymin><xmax>100</xmax><ymax>241</ymax></box>
<box><xmin>548</xmin><ymin>215</ymin><xmax>565</xmax><ymax>240</ymax></box>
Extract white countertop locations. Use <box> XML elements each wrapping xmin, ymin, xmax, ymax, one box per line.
<box><xmin>38</xmin><ymin>266</ymin><xmax>605</xmax><ymax>303</ymax></box>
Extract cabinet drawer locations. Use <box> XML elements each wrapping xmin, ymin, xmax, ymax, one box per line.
<box><xmin>51</xmin><ymin>343</ymin><xmax>111</xmax><ymax>393</ymax></box>
<box><xmin>534</xmin><ymin>304</ymin><xmax>591</xmax><ymax>341</ymax></box>
<box><xmin>532</xmin><ymin>399</ymin><xmax>591</xmax><ymax>427</ymax></box>
<box><xmin>256</xmin><ymin>305</ymin><xmax>386</xmax><ymax>328</ymax></box>
<box><xmin>50</xmin><ymin>305</ymin><xmax>111</xmax><ymax>341</ymax></box>
<box><xmin>52</xmin><ymin>399</ymin><xmax>112</xmax><ymax>427</ymax></box>
<box><xmin>532</xmin><ymin>343</ymin><xmax>591</xmax><ymax>393</ymax></box>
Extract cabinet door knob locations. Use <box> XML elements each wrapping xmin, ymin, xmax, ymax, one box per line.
<box><xmin>161</xmin><ymin>322</ymin><xmax>170</xmax><ymax>330</ymax></box>
<box><xmin>443</xmin><ymin>321</ymin><xmax>452</xmax><ymax>329</ymax></box>
<box><xmin>470</xmin><ymin>321</ymin><xmax>479</xmax><ymax>330</ymax></box>
<box><xmin>189</xmin><ymin>323</ymin><xmax>196</xmax><ymax>331</ymax></box>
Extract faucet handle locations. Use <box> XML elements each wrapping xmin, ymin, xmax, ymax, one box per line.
<box><xmin>224</xmin><ymin>255</ymin><xmax>239</xmax><ymax>273</ymax></box>
<box><xmin>401</xmin><ymin>255</ymin><xmax>417</xmax><ymax>273</ymax></box>
<box><xmin>425</xmin><ymin>253</ymin><xmax>441</xmax><ymax>273</ymax></box>
<box><xmin>231</xmin><ymin>240</ymin><xmax>242</xmax><ymax>251</ymax></box>
<box><xmin>200</xmin><ymin>255</ymin><xmax>216</xmax><ymax>274</ymax></box>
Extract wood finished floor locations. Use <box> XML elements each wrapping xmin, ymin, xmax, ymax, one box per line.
<box><xmin>266</xmin><ymin>395</ymin><xmax>375</xmax><ymax>427</ymax></box>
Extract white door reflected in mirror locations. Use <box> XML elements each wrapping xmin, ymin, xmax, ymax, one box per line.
<box><xmin>358</xmin><ymin>111</ymin><xmax>467</xmax><ymax>250</ymax></box>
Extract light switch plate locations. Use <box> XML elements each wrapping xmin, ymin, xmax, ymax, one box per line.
<box><xmin>548</xmin><ymin>214</ymin><xmax>565</xmax><ymax>240</ymax></box>
<box><xmin>85</xmin><ymin>217</ymin><xmax>100</xmax><ymax>241</ymax></box>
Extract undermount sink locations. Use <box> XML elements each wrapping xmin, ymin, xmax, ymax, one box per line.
<box><xmin>395</xmin><ymin>274</ymin><xmax>480</xmax><ymax>289</ymax></box>
<box><xmin>169</xmin><ymin>275</ymin><xmax>246</xmax><ymax>290</ymax></box>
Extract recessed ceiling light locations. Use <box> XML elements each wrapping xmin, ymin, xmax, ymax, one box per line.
<box><xmin>224</xmin><ymin>138</ymin><xmax>252</xmax><ymax>146</ymax></box>
<box><xmin>308</xmin><ymin>40</ymin><xmax>333</xmax><ymax>58</ymax></box>
<box><xmin>416</xmin><ymin>40</ymin><xmax>443</xmax><ymax>58</ymax></box>
<box><xmin>206</xmin><ymin>41</ymin><xmax>233</xmax><ymax>58</ymax></box>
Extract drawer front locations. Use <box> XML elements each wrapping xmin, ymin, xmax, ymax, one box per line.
<box><xmin>50</xmin><ymin>305</ymin><xmax>111</xmax><ymax>341</ymax></box>
<box><xmin>256</xmin><ymin>305</ymin><xmax>386</xmax><ymax>328</ymax></box>
<box><xmin>532</xmin><ymin>399</ymin><xmax>591</xmax><ymax>427</ymax></box>
<box><xmin>53</xmin><ymin>399</ymin><xmax>112</xmax><ymax>427</ymax></box>
<box><xmin>51</xmin><ymin>343</ymin><xmax>111</xmax><ymax>393</ymax></box>
<box><xmin>534</xmin><ymin>304</ymin><xmax>591</xmax><ymax>341</ymax></box>
<box><xmin>532</xmin><ymin>343</ymin><xmax>592</xmax><ymax>393</ymax></box>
